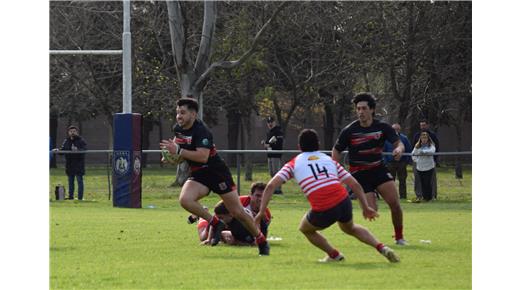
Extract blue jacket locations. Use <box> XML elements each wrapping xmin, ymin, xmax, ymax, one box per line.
<box><xmin>383</xmin><ymin>133</ymin><xmax>412</xmax><ymax>164</ymax></box>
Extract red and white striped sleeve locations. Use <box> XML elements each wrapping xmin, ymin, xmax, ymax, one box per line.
<box><xmin>275</xmin><ymin>160</ymin><xmax>295</xmax><ymax>182</ymax></box>
<box><xmin>334</xmin><ymin>160</ymin><xmax>351</xmax><ymax>182</ymax></box>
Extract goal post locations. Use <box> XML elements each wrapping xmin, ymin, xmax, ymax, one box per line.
<box><xmin>112</xmin><ymin>113</ymin><xmax>142</xmax><ymax>208</ymax></box>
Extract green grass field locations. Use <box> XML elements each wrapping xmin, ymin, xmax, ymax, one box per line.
<box><xmin>50</xmin><ymin>165</ymin><xmax>471</xmax><ymax>289</ymax></box>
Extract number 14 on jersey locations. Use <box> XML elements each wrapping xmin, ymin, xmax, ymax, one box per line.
<box><xmin>307</xmin><ymin>163</ymin><xmax>329</xmax><ymax>180</ymax></box>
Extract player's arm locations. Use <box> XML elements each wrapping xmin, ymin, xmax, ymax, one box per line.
<box><xmin>198</xmin><ymin>226</ymin><xmax>209</xmax><ymax>242</ymax></box>
<box><xmin>331</xmin><ymin>148</ymin><xmax>343</xmax><ymax>163</ymax></box>
<box><xmin>160</xmin><ymin>138</ymin><xmax>210</xmax><ymax>163</ymax></box>
<box><xmin>332</xmin><ymin>128</ymin><xmax>348</xmax><ymax>162</ymax></box>
<box><xmin>384</xmin><ymin>124</ymin><xmax>404</xmax><ymax>160</ymax></box>
<box><xmin>199</xmin><ymin>224</ymin><xmax>213</xmax><ymax>245</ymax></box>
<box><xmin>180</xmin><ymin>147</ymin><xmax>210</xmax><ymax>163</ymax></box>
<box><xmin>343</xmin><ymin>176</ymin><xmax>379</xmax><ymax>221</ymax></box>
<box><xmin>254</xmin><ymin>176</ymin><xmax>284</xmax><ymax>226</ymax></box>
<box><xmin>392</xmin><ymin>139</ymin><xmax>405</xmax><ymax>161</ymax></box>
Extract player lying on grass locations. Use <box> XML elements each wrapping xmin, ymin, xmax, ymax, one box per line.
<box><xmin>193</xmin><ymin>183</ymin><xmax>272</xmax><ymax>246</ymax></box>
<box><xmin>255</xmin><ymin>129</ymin><xmax>400</xmax><ymax>263</ymax></box>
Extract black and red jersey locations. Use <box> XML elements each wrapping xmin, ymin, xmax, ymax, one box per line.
<box><xmin>173</xmin><ymin>119</ymin><xmax>224</xmax><ymax>170</ymax></box>
<box><xmin>334</xmin><ymin>119</ymin><xmax>399</xmax><ymax>173</ymax></box>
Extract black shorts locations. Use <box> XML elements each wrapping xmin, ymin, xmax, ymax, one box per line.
<box><xmin>188</xmin><ymin>164</ymin><xmax>236</xmax><ymax>195</ymax></box>
<box><xmin>306</xmin><ymin>197</ymin><xmax>352</xmax><ymax>229</ymax></box>
<box><xmin>227</xmin><ymin>218</ymin><xmax>269</xmax><ymax>244</ymax></box>
<box><xmin>352</xmin><ymin>165</ymin><xmax>394</xmax><ymax>193</ymax></box>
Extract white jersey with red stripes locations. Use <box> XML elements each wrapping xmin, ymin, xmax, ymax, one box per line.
<box><xmin>276</xmin><ymin>151</ymin><xmax>352</xmax><ymax>211</ymax></box>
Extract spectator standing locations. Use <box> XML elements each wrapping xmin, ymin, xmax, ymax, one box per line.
<box><xmin>383</xmin><ymin>124</ymin><xmax>413</xmax><ymax>199</ymax></box>
<box><xmin>411</xmin><ymin>132</ymin><xmax>436</xmax><ymax>201</ymax></box>
<box><xmin>262</xmin><ymin>116</ymin><xmax>284</xmax><ymax>194</ymax></box>
<box><xmin>54</xmin><ymin>125</ymin><xmax>87</xmax><ymax>200</ymax></box>
<box><xmin>412</xmin><ymin>120</ymin><xmax>439</xmax><ymax>200</ymax></box>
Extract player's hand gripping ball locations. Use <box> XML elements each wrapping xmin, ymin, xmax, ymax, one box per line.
<box><xmin>161</xmin><ymin>149</ymin><xmax>184</xmax><ymax>165</ymax></box>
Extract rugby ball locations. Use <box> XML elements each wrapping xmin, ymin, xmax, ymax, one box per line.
<box><xmin>162</xmin><ymin>149</ymin><xmax>185</xmax><ymax>165</ymax></box>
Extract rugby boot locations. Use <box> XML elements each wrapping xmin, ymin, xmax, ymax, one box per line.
<box><xmin>258</xmin><ymin>241</ymin><xmax>270</xmax><ymax>256</ymax></box>
<box><xmin>380</xmin><ymin>246</ymin><xmax>400</xmax><ymax>263</ymax></box>
<box><xmin>187</xmin><ymin>214</ymin><xmax>199</xmax><ymax>224</ymax></box>
<box><xmin>395</xmin><ymin>239</ymin><xmax>409</xmax><ymax>246</ymax></box>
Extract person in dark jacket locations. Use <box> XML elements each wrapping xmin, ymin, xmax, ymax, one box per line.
<box><xmin>54</xmin><ymin>125</ymin><xmax>87</xmax><ymax>200</ymax></box>
<box><xmin>262</xmin><ymin>116</ymin><xmax>284</xmax><ymax>194</ymax></box>
<box><xmin>383</xmin><ymin>123</ymin><xmax>413</xmax><ymax>199</ymax></box>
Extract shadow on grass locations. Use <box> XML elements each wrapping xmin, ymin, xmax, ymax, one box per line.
<box><xmin>50</xmin><ymin>200</ymin><xmax>100</xmax><ymax>204</ymax></box>
<box><xmin>201</xmin><ymin>242</ymin><xmax>287</xmax><ymax>259</ymax></box>
<box><xmin>314</xmin><ymin>261</ymin><xmax>390</xmax><ymax>269</ymax></box>
<box><xmin>395</xmin><ymin>244</ymin><xmax>450</xmax><ymax>252</ymax></box>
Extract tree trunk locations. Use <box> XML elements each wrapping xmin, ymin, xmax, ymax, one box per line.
<box><xmin>323</xmin><ymin>103</ymin><xmax>334</xmax><ymax>150</ymax></box>
<box><xmin>166</xmin><ymin>0</ymin><xmax>287</xmax><ymax>186</ymax></box>
<box><xmin>167</xmin><ymin>0</ymin><xmax>216</xmax><ymax>186</ymax></box>
<box><xmin>105</xmin><ymin>116</ymin><xmax>114</xmax><ymax>149</ymax></box>
<box><xmin>158</xmin><ymin>119</ymin><xmax>165</xmax><ymax>168</ymax></box>
<box><xmin>141</xmin><ymin>117</ymin><xmax>154</xmax><ymax>168</ymax></box>
<box><xmin>397</xmin><ymin>3</ymin><xmax>419</xmax><ymax>127</ymax></box>
<box><xmin>363</xmin><ymin>70</ymin><xmax>371</xmax><ymax>92</ymax></box>
<box><xmin>397</xmin><ymin>102</ymin><xmax>410</xmax><ymax>128</ymax></box>
<box><xmin>319</xmin><ymin>89</ymin><xmax>335</xmax><ymax>150</ymax></box>
<box><xmin>242</xmin><ymin>112</ymin><xmax>253</xmax><ymax>181</ymax></box>
<box><xmin>407</xmin><ymin>111</ymin><xmax>421</xmax><ymax>141</ymax></box>
<box><xmin>335</xmin><ymin>92</ymin><xmax>351</xmax><ymax>135</ymax></box>
<box><xmin>175</xmin><ymin>161</ymin><xmax>190</xmax><ymax>186</ymax></box>
<box><xmin>455</xmin><ymin>122</ymin><xmax>463</xmax><ymax>179</ymax></box>
<box><xmin>226</xmin><ymin>110</ymin><xmax>240</xmax><ymax>166</ymax></box>
<box><xmin>50</xmin><ymin>113</ymin><xmax>58</xmax><ymax>168</ymax></box>
<box><xmin>455</xmin><ymin>100</ymin><xmax>466</xmax><ymax>179</ymax></box>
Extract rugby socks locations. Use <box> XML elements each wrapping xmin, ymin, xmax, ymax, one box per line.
<box><xmin>328</xmin><ymin>249</ymin><xmax>341</xmax><ymax>259</ymax></box>
<box><xmin>255</xmin><ymin>232</ymin><xmax>267</xmax><ymax>245</ymax></box>
<box><xmin>376</xmin><ymin>243</ymin><xmax>386</xmax><ymax>253</ymax></box>
<box><xmin>209</xmin><ymin>215</ymin><xmax>220</xmax><ymax>227</ymax></box>
<box><xmin>394</xmin><ymin>226</ymin><xmax>404</xmax><ymax>241</ymax></box>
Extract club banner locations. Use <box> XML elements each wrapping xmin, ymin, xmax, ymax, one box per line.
<box><xmin>112</xmin><ymin>113</ymin><xmax>142</xmax><ymax>208</ymax></box>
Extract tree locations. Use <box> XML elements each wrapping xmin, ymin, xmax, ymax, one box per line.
<box><xmin>50</xmin><ymin>1</ymin><xmax>179</xmax><ymax>170</ymax></box>
<box><xmin>166</xmin><ymin>0</ymin><xmax>288</xmax><ymax>99</ymax></box>
<box><xmin>50</xmin><ymin>1</ymin><xmax>123</xmax><ymax>150</ymax></box>
<box><xmin>165</xmin><ymin>0</ymin><xmax>288</xmax><ymax>185</ymax></box>
<box><xmin>132</xmin><ymin>1</ymin><xmax>179</xmax><ymax>168</ymax></box>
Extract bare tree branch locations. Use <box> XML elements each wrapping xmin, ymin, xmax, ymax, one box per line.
<box><xmin>193</xmin><ymin>0</ymin><xmax>216</xmax><ymax>77</ymax></box>
<box><xmin>166</xmin><ymin>0</ymin><xmax>187</xmax><ymax>77</ymax></box>
<box><xmin>194</xmin><ymin>1</ymin><xmax>290</xmax><ymax>90</ymax></box>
